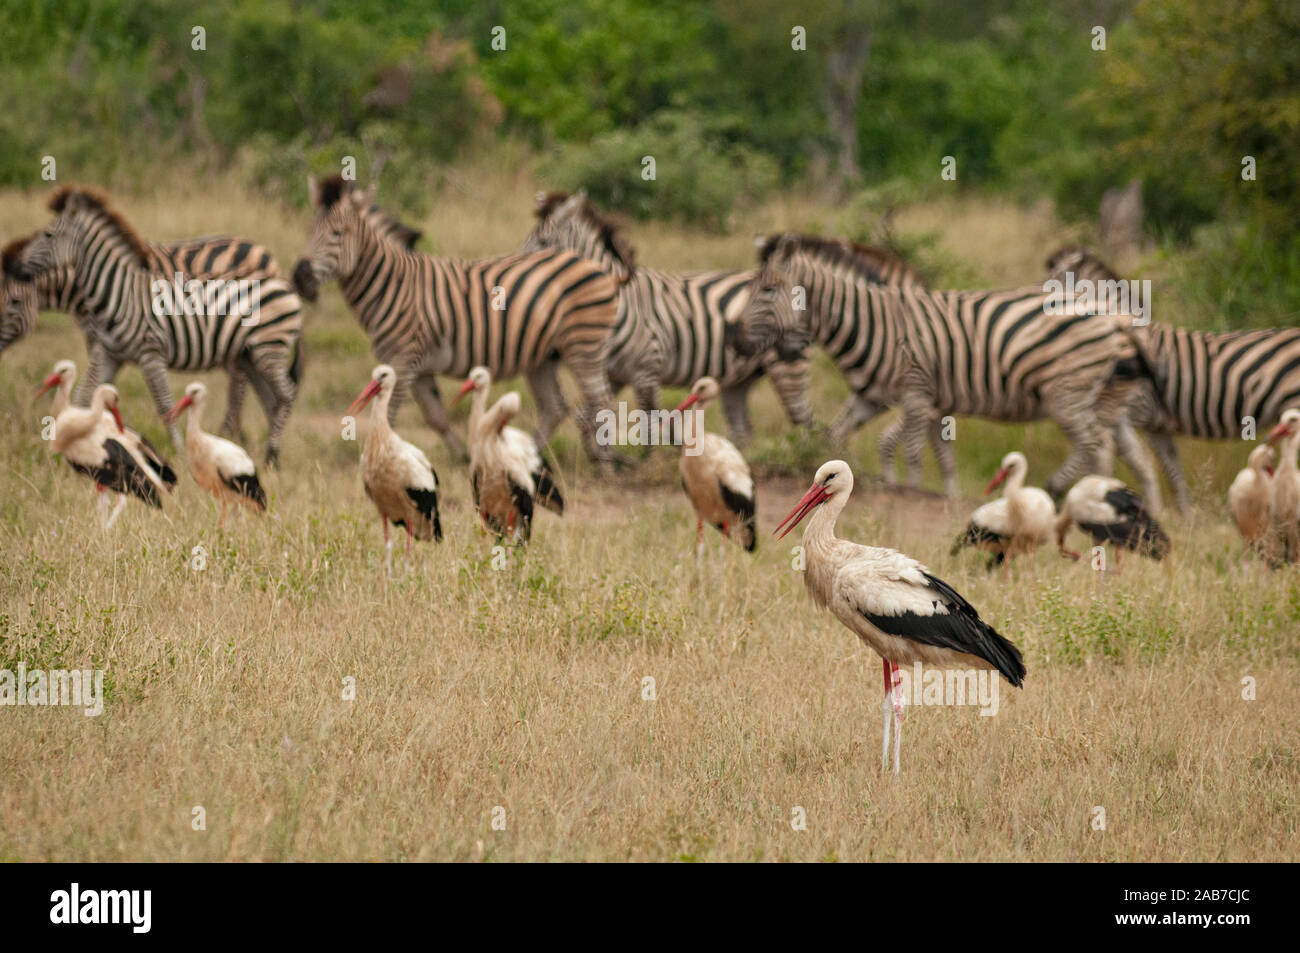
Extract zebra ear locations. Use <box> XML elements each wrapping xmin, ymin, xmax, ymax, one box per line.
<box><xmin>556</xmin><ymin>191</ymin><xmax>586</xmax><ymax>220</ymax></box>
<box><xmin>307</xmin><ymin>174</ymin><xmax>320</xmax><ymax>208</ymax></box>
<box><xmin>752</xmin><ymin>234</ymin><xmax>767</xmax><ymax>249</ymax></box>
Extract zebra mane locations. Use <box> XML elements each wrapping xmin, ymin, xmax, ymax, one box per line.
<box><xmin>535</xmin><ymin>190</ymin><xmax>637</xmax><ymax>278</ymax></box>
<box><xmin>1</xmin><ymin>235</ymin><xmax>32</xmax><ymax>277</ymax></box>
<box><xmin>759</xmin><ymin>233</ymin><xmax>924</xmax><ymax>286</ymax></box>
<box><xmin>366</xmin><ymin>205</ymin><xmax>423</xmax><ymax>250</ymax></box>
<box><xmin>1045</xmin><ymin>245</ymin><xmax>1120</xmax><ymax>281</ymax></box>
<box><xmin>47</xmin><ymin>186</ymin><xmax>151</xmax><ymax>266</ymax></box>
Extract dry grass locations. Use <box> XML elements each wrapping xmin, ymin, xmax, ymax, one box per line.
<box><xmin>0</xmin><ymin>164</ymin><xmax>1296</xmax><ymax>862</ymax></box>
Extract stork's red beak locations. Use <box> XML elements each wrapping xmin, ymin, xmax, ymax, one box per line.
<box><xmin>35</xmin><ymin>373</ymin><xmax>62</xmax><ymax>397</ymax></box>
<box><xmin>985</xmin><ymin>467</ymin><xmax>1009</xmax><ymax>495</ymax></box>
<box><xmin>455</xmin><ymin>378</ymin><xmax>475</xmax><ymax>403</ymax></box>
<box><xmin>1266</xmin><ymin>423</ymin><xmax>1292</xmax><ymax>445</ymax></box>
<box><xmin>774</xmin><ymin>482</ymin><xmax>830</xmax><ymax>539</ymax></box>
<box><xmin>674</xmin><ymin>392</ymin><xmax>700</xmax><ymax>414</ymax></box>
<box><xmin>163</xmin><ymin>395</ymin><xmax>193</xmax><ymax>425</ymax></box>
<box><xmin>110</xmin><ymin>405</ymin><xmax>125</xmax><ymax>433</ymax></box>
<box><xmin>348</xmin><ymin>379</ymin><xmax>382</xmax><ymax>416</ymax></box>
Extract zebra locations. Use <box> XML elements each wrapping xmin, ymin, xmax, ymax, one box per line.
<box><xmin>733</xmin><ymin>234</ymin><xmax>1161</xmax><ymax>500</ymax></box>
<box><xmin>2</xmin><ymin>232</ymin><xmax>289</xmax><ymax>447</ymax></box>
<box><xmin>291</xmin><ymin>176</ymin><xmax>620</xmax><ymax>467</ymax></box>
<box><xmin>1048</xmin><ymin>245</ymin><xmax>1300</xmax><ymax>511</ymax></box>
<box><xmin>11</xmin><ymin>187</ymin><xmax>303</xmax><ymax>464</ymax></box>
<box><xmin>522</xmin><ymin>190</ymin><xmax>815</xmax><ymax>447</ymax></box>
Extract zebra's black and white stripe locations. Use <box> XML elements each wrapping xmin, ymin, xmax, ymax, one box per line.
<box><xmin>522</xmin><ymin>191</ymin><xmax>816</xmax><ymax>446</ymax></box>
<box><xmin>1048</xmin><ymin>245</ymin><xmax>1300</xmax><ymax>510</ymax></box>
<box><xmin>292</xmin><ymin>176</ymin><xmax>620</xmax><ymax>465</ymax></box>
<box><xmin>736</xmin><ymin>235</ymin><xmax>1158</xmax><ymax>498</ymax></box>
<box><xmin>13</xmin><ymin>187</ymin><xmax>302</xmax><ymax>463</ymax></box>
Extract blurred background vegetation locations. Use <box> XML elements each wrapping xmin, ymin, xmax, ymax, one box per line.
<box><xmin>1</xmin><ymin>0</ymin><xmax>1296</xmax><ymax>325</ymax></box>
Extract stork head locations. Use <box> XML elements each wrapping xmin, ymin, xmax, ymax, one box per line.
<box><xmin>456</xmin><ymin>365</ymin><xmax>491</xmax><ymax>402</ymax></box>
<box><xmin>93</xmin><ymin>384</ymin><xmax>124</xmax><ymax>432</ymax></box>
<box><xmin>495</xmin><ymin>391</ymin><xmax>522</xmax><ymax>433</ymax></box>
<box><xmin>674</xmin><ymin>376</ymin><xmax>721</xmax><ymax>413</ymax></box>
<box><xmin>164</xmin><ymin>381</ymin><xmax>207</xmax><ymax>424</ymax></box>
<box><xmin>1248</xmin><ymin>444</ymin><xmax>1275</xmax><ymax>477</ymax></box>
<box><xmin>986</xmin><ymin>451</ymin><xmax>1027</xmax><ymax>495</ymax></box>
<box><xmin>774</xmin><ymin>459</ymin><xmax>854</xmax><ymax>539</ymax></box>
<box><xmin>1265</xmin><ymin>408</ymin><xmax>1300</xmax><ymax>447</ymax></box>
<box><xmin>348</xmin><ymin>364</ymin><xmax>396</xmax><ymax>416</ymax></box>
<box><xmin>35</xmin><ymin>358</ymin><xmax>77</xmax><ymax>398</ymax></box>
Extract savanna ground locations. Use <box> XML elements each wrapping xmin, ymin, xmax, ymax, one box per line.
<box><xmin>0</xmin><ymin>157</ymin><xmax>1296</xmax><ymax>862</ymax></box>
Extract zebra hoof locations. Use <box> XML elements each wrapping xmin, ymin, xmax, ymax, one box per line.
<box><xmin>264</xmin><ymin>448</ymin><xmax>281</xmax><ymax>470</ymax></box>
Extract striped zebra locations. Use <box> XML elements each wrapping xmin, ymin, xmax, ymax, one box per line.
<box><xmin>11</xmin><ymin>187</ymin><xmax>303</xmax><ymax>464</ymax></box>
<box><xmin>2</xmin><ymin>232</ymin><xmax>287</xmax><ymax>446</ymax></box>
<box><xmin>734</xmin><ymin>234</ymin><xmax>1160</xmax><ymax>499</ymax></box>
<box><xmin>522</xmin><ymin>191</ymin><xmax>815</xmax><ymax>447</ymax></box>
<box><xmin>1049</xmin><ymin>246</ymin><xmax>1300</xmax><ymax>511</ymax></box>
<box><xmin>291</xmin><ymin>176</ymin><xmax>620</xmax><ymax>466</ymax></box>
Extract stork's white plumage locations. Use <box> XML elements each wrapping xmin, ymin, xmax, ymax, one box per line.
<box><xmin>952</xmin><ymin>451</ymin><xmax>1055</xmax><ymax>574</ymax></box>
<box><xmin>165</xmin><ymin>381</ymin><xmax>266</xmax><ymax>530</ymax></box>
<box><xmin>346</xmin><ymin>365</ymin><xmax>443</xmax><ymax>576</ymax></box>
<box><xmin>1055</xmin><ymin>474</ymin><xmax>1170</xmax><ymax>565</ymax></box>
<box><xmin>1265</xmin><ymin>408</ymin><xmax>1300</xmax><ymax>563</ymax></box>
<box><xmin>775</xmin><ymin>460</ymin><xmax>1025</xmax><ymax>774</ymax></box>
<box><xmin>457</xmin><ymin>366</ymin><xmax>563</xmax><ymax>515</ymax></box>
<box><xmin>674</xmin><ymin>377</ymin><xmax>756</xmax><ymax>559</ymax></box>
<box><xmin>39</xmin><ymin>360</ymin><xmax>177</xmax><ymax>494</ymax></box>
<box><xmin>1228</xmin><ymin>445</ymin><xmax>1274</xmax><ymax>557</ymax></box>
<box><xmin>51</xmin><ymin>384</ymin><xmax>171</xmax><ymax>527</ymax></box>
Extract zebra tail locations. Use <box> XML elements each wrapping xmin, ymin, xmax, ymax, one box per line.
<box><xmin>289</xmin><ymin>340</ymin><xmax>304</xmax><ymax>388</ymax></box>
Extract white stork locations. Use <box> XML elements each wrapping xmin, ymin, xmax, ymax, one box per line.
<box><xmin>51</xmin><ymin>384</ymin><xmax>171</xmax><ymax>528</ymax></box>
<box><xmin>1055</xmin><ymin>474</ymin><xmax>1170</xmax><ymax>566</ymax></box>
<box><xmin>466</xmin><ymin>390</ymin><xmax>557</xmax><ymax>543</ymax></box>
<box><xmin>164</xmin><ymin>381</ymin><xmax>266</xmax><ymax>530</ymax></box>
<box><xmin>1228</xmin><ymin>445</ymin><xmax>1274</xmax><ymax>559</ymax></box>
<box><xmin>346</xmin><ymin>365</ymin><xmax>443</xmax><ymax>576</ymax></box>
<box><xmin>952</xmin><ymin>451</ymin><xmax>1055</xmax><ymax>575</ymax></box>
<box><xmin>38</xmin><ymin>360</ymin><xmax>177</xmax><ymax>495</ymax></box>
<box><xmin>456</xmin><ymin>366</ymin><xmax>563</xmax><ymax>515</ymax></box>
<box><xmin>775</xmin><ymin>460</ymin><xmax>1026</xmax><ymax>774</ymax></box>
<box><xmin>1265</xmin><ymin>408</ymin><xmax>1300</xmax><ymax>563</ymax></box>
<box><xmin>674</xmin><ymin>377</ymin><xmax>756</xmax><ymax>560</ymax></box>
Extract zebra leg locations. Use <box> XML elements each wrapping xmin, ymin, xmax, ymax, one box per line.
<box><xmin>766</xmin><ymin>358</ymin><xmax>816</xmax><ymax>430</ymax></box>
<box><xmin>1044</xmin><ymin>400</ymin><xmax>1108</xmax><ymax>500</ymax></box>
<box><xmin>929</xmin><ymin>418</ymin><xmax>959</xmax><ymax>497</ymax></box>
<box><xmin>877</xmin><ymin>418</ymin><xmax>902</xmax><ymax>483</ymax></box>
<box><xmin>720</xmin><ymin>383</ymin><xmax>754</xmax><ymax>448</ymax></box>
<box><xmin>74</xmin><ymin>342</ymin><xmax>118</xmax><ymax>407</ymax></box>
<box><xmin>526</xmin><ymin>362</ymin><xmax>573</xmax><ymax>447</ymax></box>
<box><xmin>221</xmin><ymin>359</ymin><xmax>253</xmax><ymax>445</ymax></box>
<box><xmin>137</xmin><ymin>352</ymin><xmax>182</xmax><ymax>447</ymax></box>
<box><xmin>1144</xmin><ymin>430</ymin><xmax>1190</xmax><ymax>513</ymax></box>
<box><xmin>409</xmin><ymin>373</ymin><xmax>467</xmax><ymax>460</ymax></box>
<box><xmin>1113</xmin><ymin>417</ymin><xmax>1164</xmax><ymax>513</ymax></box>
<box><xmin>563</xmin><ymin>356</ymin><xmax>618</xmax><ymax>472</ymax></box>
<box><xmin>897</xmin><ymin>393</ymin><xmax>938</xmax><ymax>490</ymax></box>
<box><xmin>248</xmin><ymin>347</ymin><xmax>297</xmax><ymax>468</ymax></box>
<box><xmin>829</xmin><ymin>393</ymin><xmax>886</xmax><ymax>446</ymax></box>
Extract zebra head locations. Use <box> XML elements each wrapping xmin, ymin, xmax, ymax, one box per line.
<box><xmin>727</xmin><ymin>235</ymin><xmax>810</xmax><ymax>360</ymax></box>
<box><xmin>294</xmin><ymin>174</ymin><xmax>378</xmax><ymax>302</ymax></box>
<box><xmin>13</xmin><ymin>187</ymin><xmax>149</xmax><ymax>281</ymax></box>
<box><xmin>524</xmin><ymin>190</ymin><xmax>636</xmax><ymax>284</ymax></box>
<box><xmin>0</xmin><ymin>237</ymin><xmax>39</xmax><ymax>352</ymax></box>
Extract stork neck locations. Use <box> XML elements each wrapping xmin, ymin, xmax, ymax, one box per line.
<box><xmin>682</xmin><ymin>401</ymin><xmax>709</xmax><ymax>455</ymax></box>
<box><xmin>468</xmin><ymin>385</ymin><xmax>489</xmax><ymax>436</ymax></box>
<box><xmin>1282</xmin><ymin>433</ymin><xmax>1300</xmax><ymax>474</ymax></box>
<box><xmin>803</xmin><ymin>490</ymin><xmax>847</xmax><ymax>552</ymax></box>
<box><xmin>368</xmin><ymin>386</ymin><xmax>395</xmax><ymax>440</ymax></box>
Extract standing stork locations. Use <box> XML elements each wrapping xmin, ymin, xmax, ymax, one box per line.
<box><xmin>673</xmin><ymin>377</ymin><xmax>756</xmax><ymax>560</ymax></box>
<box><xmin>165</xmin><ymin>382</ymin><xmax>266</xmax><ymax>530</ymax></box>
<box><xmin>1055</xmin><ymin>474</ymin><xmax>1170</xmax><ymax>566</ymax></box>
<box><xmin>346</xmin><ymin>365</ymin><xmax>443</xmax><ymax>576</ymax></box>
<box><xmin>952</xmin><ymin>451</ymin><xmax>1055</xmax><ymax>575</ymax></box>
<box><xmin>38</xmin><ymin>360</ymin><xmax>177</xmax><ymax>493</ymax></box>
<box><xmin>51</xmin><ymin>384</ymin><xmax>171</xmax><ymax>527</ymax></box>
<box><xmin>456</xmin><ymin>366</ymin><xmax>563</xmax><ymax>514</ymax></box>
<box><xmin>466</xmin><ymin>390</ymin><xmax>557</xmax><ymax>543</ymax></box>
<box><xmin>1265</xmin><ymin>408</ymin><xmax>1300</xmax><ymax>563</ymax></box>
<box><xmin>1228</xmin><ymin>445</ymin><xmax>1274</xmax><ymax>560</ymax></box>
<box><xmin>775</xmin><ymin>460</ymin><xmax>1026</xmax><ymax>774</ymax></box>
